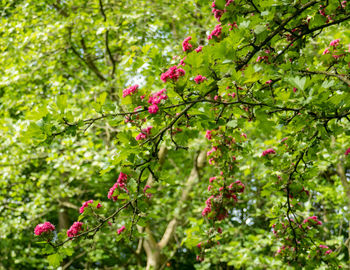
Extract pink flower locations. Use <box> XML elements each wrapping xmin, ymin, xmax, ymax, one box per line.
<box><xmin>34</xmin><ymin>222</ymin><xmax>55</xmax><ymax>236</ymax></box>
<box><xmin>325</xmin><ymin>249</ymin><xmax>333</xmax><ymax>255</ymax></box>
<box><xmin>79</xmin><ymin>200</ymin><xmax>94</xmax><ymax>214</ymax></box>
<box><xmin>197</xmin><ymin>242</ymin><xmax>202</xmax><ymax>248</ymax></box>
<box><xmin>196</xmin><ymin>255</ymin><xmax>204</xmax><ymax>262</ymax></box>
<box><xmin>330</xmin><ymin>39</ymin><xmax>340</xmax><ymax>47</ymax></box>
<box><xmin>293</xmin><ymin>87</ymin><xmax>297</xmax><ymax>92</ymax></box>
<box><xmin>143</xmin><ymin>185</ymin><xmax>152</xmax><ymax>198</ymax></box>
<box><xmin>212</xmin><ymin>8</ymin><xmax>224</xmax><ymax>21</ymax></box>
<box><xmin>182</xmin><ymin>36</ymin><xmax>193</xmax><ymax>52</ymax></box>
<box><xmin>148</xmin><ymin>104</ymin><xmax>159</xmax><ymax>114</ymax></box>
<box><xmin>303</xmin><ymin>216</ymin><xmax>322</xmax><ymax>225</ymax></box>
<box><xmin>202</xmin><ymin>206</ymin><xmax>212</xmax><ymax>216</ymax></box>
<box><xmin>345</xmin><ymin>147</ymin><xmax>350</xmax><ymax>156</ymax></box>
<box><xmin>143</xmin><ymin>185</ymin><xmax>151</xmax><ymax>193</ymax></box>
<box><xmin>107</xmin><ymin>172</ymin><xmax>129</xmax><ymax>201</ymax></box>
<box><xmin>205</xmin><ymin>130</ymin><xmax>212</xmax><ymax>140</ymax></box>
<box><xmin>207</xmin><ymin>146</ymin><xmax>217</xmax><ymax>156</ymax></box>
<box><xmin>265</xmin><ymin>79</ymin><xmax>272</xmax><ymax>84</ymax></box>
<box><xmin>67</xmin><ymin>222</ymin><xmax>83</xmax><ymax>238</ymax></box>
<box><xmin>136</xmin><ymin>133</ymin><xmax>147</xmax><ymax>141</ymax></box>
<box><xmin>96</xmin><ymin>203</ymin><xmax>102</xmax><ymax>209</ymax></box>
<box><xmin>225</xmin><ymin>0</ymin><xmax>234</xmax><ymax>6</ymax></box>
<box><xmin>228</xmin><ymin>22</ymin><xmax>238</xmax><ymax>31</ymax></box>
<box><xmin>262</xmin><ymin>148</ymin><xmax>276</xmax><ymax>156</ymax></box>
<box><xmin>136</xmin><ymin>126</ymin><xmax>153</xmax><ymax>141</ymax></box>
<box><xmin>160</xmin><ymin>66</ymin><xmax>185</xmax><ymax>83</ymax></box>
<box><xmin>228</xmin><ymin>92</ymin><xmax>236</xmax><ymax>98</ymax></box>
<box><xmin>256</xmin><ymin>55</ymin><xmax>268</xmax><ymax>63</ymax></box>
<box><xmin>134</xmin><ymin>106</ymin><xmax>143</xmax><ymax>112</ymax></box>
<box><xmin>194</xmin><ymin>75</ymin><xmax>207</xmax><ymax>84</ymax></box>
<box><xmin>195</xmin><ymin>46</ymin><xmax>203</xmax><ymax>53</ymax></box>
<box><xmin>117</xmin><ymin>225</ymin><xmax>126</xmax><ymax>235</ymax></box>
<box><xmin>179</xmin><ymin>57</ymin><xmax>186</xmax><ymax>66</ymax></box>
<box><xmin>208</xmin><ymin>24</ymin><xmax>222</xmax><ymax>40</ymax></box>
<box><xmin>209</xmin><ymin>176</ymin><xmax>216</xmax><ymax>183</ymax></box>
<box><xmin>322</xmin><ymin>47</ymin><xmax>330</xmax><ymax>55</ymax></box>
<box><xmin>122</xmin><ymin>84</ymin><xmax>139</xmax><ymax>98</ymax></box>
<box><xmin>332</xmin><ymin>54</ymin><xmax>344</xmax><ymax>59</ymax></box>
<box><xmin>208</xmin><ymin>185</ymin><xmax>212</xmax><ymax>191</ymax></box>
<box><xmin>319</xmin><ymin>244</ymin><xmax>329</xmax><ymax>249</ymax></box>
<box><xmin>148</xmin><ymin>89</ymin><xmax>167</xmax><ymax>105</ymax></box>
<box><xmin>234</xmin><ymin>180</ymin><xmax>245</xmax><ymax>193</ymax></box>
<box><xmin>241</xmin><ymin>133</ymin><xmax>247</xmax><ymax>139</ymax></box>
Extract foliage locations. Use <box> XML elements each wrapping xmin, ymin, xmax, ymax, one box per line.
<box><xmin>0</xmin><ymin>0</ymin><xmax>350</xmax><ymax>269</ymax></box>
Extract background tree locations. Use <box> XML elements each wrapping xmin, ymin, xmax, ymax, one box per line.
<box><xmin>0</xmin><ymin>0</ymin><xmax>349</xmax><ymax>269</ymax></box>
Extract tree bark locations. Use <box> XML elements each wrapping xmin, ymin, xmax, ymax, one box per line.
<box><xmin>141</xmin><ymin>150</ymin><xmax>206</xmax><ymax>269</ymax></box>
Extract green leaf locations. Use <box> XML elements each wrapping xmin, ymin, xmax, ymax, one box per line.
<box><xmin>57</xmin><ymin>95</ymin><xmax>67</xmax><ymax>113</ymax></box>
<box><xmin>47</xmin><ymin>253</ymin><xmax>62</xmax><ymax>268</ymax></box>
<box><xmin>227</xmin><ymin>120</ymin><xmax>237</xmax><ymax>128</ymax></box>
<box><xmin>215</xmin><ymin>0</ymin><xmax>226</xmax><ymax>10</ymax></box>
<box><xmin>287</xmin><ymin>76</ymin><xmax>307</xmax><ymax>91</ymax></box>
<box><xmin>97</xmin><ymin>92</ymin><xmax>107</xmax><ymax>105</ymax></box>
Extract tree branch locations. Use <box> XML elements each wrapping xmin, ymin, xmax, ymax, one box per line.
<box><xmin>300</xmin><ymin>70</ymin><xmax>350</xmax><ymax>86</ymax></box>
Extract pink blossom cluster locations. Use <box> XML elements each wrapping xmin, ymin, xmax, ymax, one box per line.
<box><xmin>182</xmin><ymin>36</ymin><xmax>193</xmax><ymax>52</ymax></box>
<box><xmin>211</xmin><ymin>2</ymin><xmax>224</xmax><ymax>21</ymax></box>
<box><xmin>107</xmin><ymin>172</ymin><xmax>129</xmax><ymax>201</ymax></box>
<box><xmin>303</xmin><ymin>216</ymin><xmax>322</xmax><ymax>226</ymax></box>
<box><xmin>160</xmin><ymin>66</ymin><xmax>185</xmax><ymax>83</ymax></box>
<box><xmin>205</xmin><ymin>130</ymin><xmax>212</xmax><ymax>140</ymax></box>
<box><xmin>117</xmin><ymin>225</ymin><xmax>126</xmax><ymax>235</ymax></box>
<box><xmin>122</xmin><ymin>84</ymin><xmax>139</xmax><ymax>98</ymax></box>
<box><xmin>211</xmin><ymin>0</ymin><xmax>234</xmax><ymax>21</ymax></box>
<box><xmin>208</xmin><ymin>24</ymin><xmax>222</xmax><ymax>40</ymax></box>
<box><xmin>147</xmin><ymin>88</ymin><xmax>168</xmax><ymax>114</ymax></box>
<box><xmin>228</xmin><ymin>180</ymin><xmax>245</xmax><ymax>194</ymax></box>
<box><xmin>179</xmin><ymin>57</ymin><xmax>186</xmax><ymax>66</ymax></box>
<box><xmin>209</xmin><ymin>176</ymin><xmax>216</xmax><ymax>183</ymax></box>
<box><xmin>136</xmin><ymin>126</ymin><xmax>152</xmax><ymax>141</ymax></box>
<box><xmin>202</xmin><ymin>179</ymin><xmax>244</xmax><ymax>220</ymax></box>
<box><xmin>322</xmin><ymin>39</ymin><xmax>348</xmax><ymax>59</ymax></box>
<box><xmin>256</xmin><ymin>55</ymin><xmax>268</xmax><ymax>63</ymax></box>
<box><xmin>195</xmin><ymin>46</ymin><xmax>203</xmax><ymax>53</ymax></box>
<box><xmin>194</xmin><ymin>75</ymin><xmax>207</xmax><ymax>84</ymax></box>
<box><xmin>319</xmin><ymin>245</ymin><xmax>333</xmax><ymax>255</ymax></box>
<box><xmin>143</xmin><ymin>185</ymin><xmax>152</xmax><ymax>198</ymax></box>
<box><xmin>228</xmin><ymin>92</ymin><xmax>236</xmax><ymax>98</ymax></box>
<box><xmin>330</xmin><ymin>39</ymin><xmax>340</xmax><ymax>47</ymax></box>
<box><xmin>207</xmin><ymin>146</ymin><xmax>218</xmax><ymax>156</ymax></box>
<box><xmin>79</xmin><ymin>200</ymin><xmax>102</xmax><ymax>214</ymax></box>
<box><xmin>256</xmin><ymin>50</ymin><xmax>271</xmax><ymax>63</ymax></box>
<box><xmin>273</xmin><ymin>215</ymin><xmax>326</xmax><ymax>258</ymax></box>
<box><xmin>319</xmin><ymin>5</ymin><xmax>332</xmax><ymax>23</ymax></box>
<box><xmin>201</xmin><ymin>195</ymin><xmax>214</xmax><ymax>216</ymax></box>
<box><xmin>322</xmin><ymin>47</ymin><xmax>330</xmax><ymax>55</ymax></box>
<box><xmin>228</xmin><ymin>22</ymin><xmax>238</xmax><ymax>31</ymax></box>
<box><xmin>262</xmin><ymin>148</ymin><xmax>276</xmax><ymax>156</ymax></box>
<box><xmin>34</xmin><ymin>222</ymin><xmax>55</xmax><ymax>236</ymax></box>
<box><xmin>67</xmin><ymin>222</ymin><xmax>83</xmax><ymax>238</ymax></box>
<box><xmin>345</xmin><ymin>147</ymin><xmax>350</xmax><ymax>156</ymax></box>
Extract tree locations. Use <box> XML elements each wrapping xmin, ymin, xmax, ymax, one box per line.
<box><xmin>0</xmin><ymin>0</ymin><xmax>349</xmax><ymax>269</ymax></box>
